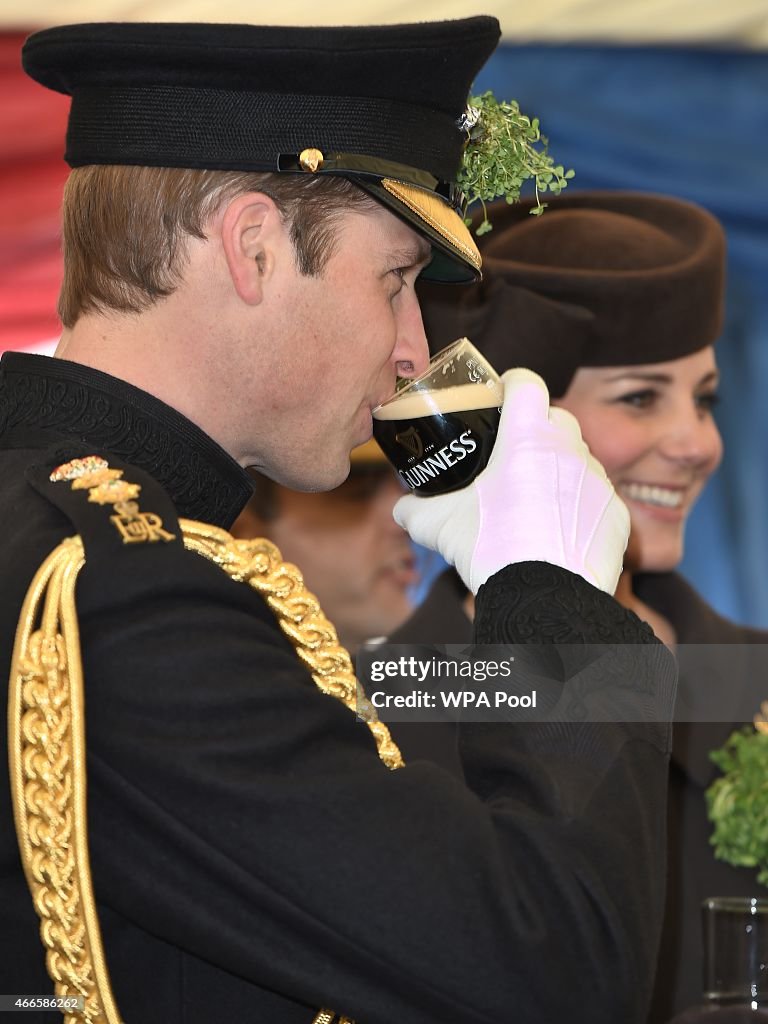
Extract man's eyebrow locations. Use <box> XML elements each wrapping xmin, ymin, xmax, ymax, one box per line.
<box><xmin>388</xmin><ymin>240</ymin><xmax>433</xmax><ymax>268</ymax></box>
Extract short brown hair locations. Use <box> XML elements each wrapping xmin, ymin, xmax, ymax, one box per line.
<box><xmin>59</xmin><ymin>165</ymin><xmax>375</xmax><ymax>326</ymax></box>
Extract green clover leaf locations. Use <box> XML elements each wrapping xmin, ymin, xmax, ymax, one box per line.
<box><xmin>707</xmin><ymin>727</ymin><xmax>768</xmax><ymax>886</ymax></box>
<box><xmin>457</xmin><ymin>91</ymin><xmax>575</xmax><ymax>234</ymax></box>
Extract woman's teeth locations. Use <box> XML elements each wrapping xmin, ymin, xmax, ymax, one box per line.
<box><xmin>623</xmin><ymin>483</ymin><xmax>684</xmax><ymax>509</ymax></box>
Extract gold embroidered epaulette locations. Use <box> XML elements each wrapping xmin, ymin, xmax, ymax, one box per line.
<box><xmin>49</xmin><ymin>455</ymin><xmax>177</xmax><ymax>545</ymax></box>
<box><xmin>9</xmin><ymin>456</ymin><xmax>402</xmax><ymax>1023</ymax></box>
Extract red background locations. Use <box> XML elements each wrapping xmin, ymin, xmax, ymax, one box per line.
<box><xmin>0</xmin><ymin>32</ymin><xmax>69</xmax><ymax>352</ymax></box>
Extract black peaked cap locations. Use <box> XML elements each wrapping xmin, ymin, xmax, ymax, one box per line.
<box><xmin>22</xmin><ymin>19</ymin><xmax>501</xmax><ymax>282</ymax></box>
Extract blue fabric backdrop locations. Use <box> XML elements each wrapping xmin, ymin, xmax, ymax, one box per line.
<box><xmin>461</xmin><ymin>44</ymin><xmax>768</xmax><ymax>627</ymax></box>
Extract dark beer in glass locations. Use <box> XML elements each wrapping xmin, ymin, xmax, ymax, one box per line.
<box><xmin>372</xmin><ymin>339</ymin><xmax>502</xmax><ymax>497</ymax></box>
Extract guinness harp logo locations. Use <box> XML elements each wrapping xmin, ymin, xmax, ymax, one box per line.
<box><xmin>395</xmin><ymin>426</ymin><xmax>423</xmax><ymax>459</ymax></box>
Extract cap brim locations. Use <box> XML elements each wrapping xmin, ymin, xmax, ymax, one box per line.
<box><xmin>355</xmin><ymin>178</ymin><xmax>481</xmax><ymax>284</ymax></box>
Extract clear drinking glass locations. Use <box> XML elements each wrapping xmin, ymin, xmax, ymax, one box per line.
<box><xmin>669</xmin><ymin>898</ymin><xmax>768</xmax><ymax>1022</ymax></box>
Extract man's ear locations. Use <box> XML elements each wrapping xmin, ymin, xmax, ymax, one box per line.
<box><xmin>220</xmin><ymin>193</ymin><xmax>286</xmax><ymax>304</ymax></box>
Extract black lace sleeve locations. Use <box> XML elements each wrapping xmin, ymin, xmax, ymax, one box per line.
<box><xmin>474</xmin><ymin>561</ymin><xmax>658</xmax><ymax>645</ymax></box>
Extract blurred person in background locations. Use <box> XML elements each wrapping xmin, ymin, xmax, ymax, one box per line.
<box><xmin>392</xmin><ymin>190</ymin><xmax>768</xmax><ymax>1021</ymax></box>
<box><xmin>233</xmin><ymin>440</ymin><xmax>416</xmax><ymax>655</ymax></box>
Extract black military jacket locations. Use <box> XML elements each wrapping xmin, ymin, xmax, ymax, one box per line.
<box><xmin>394</xmin><ymin>569</ymin><xmax>768</xmax><ymax>1023</ymax></box>
<box><xmin>0</xmin><ymin>352</ymin><xmax>676</xmax><ymax>1024</ymax></box>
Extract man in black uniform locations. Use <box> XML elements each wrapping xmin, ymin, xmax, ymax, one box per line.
<box><xmin>0</xmin><ymin>17</ymin><xmax>675</xmax><ymax>1024</ymax></box>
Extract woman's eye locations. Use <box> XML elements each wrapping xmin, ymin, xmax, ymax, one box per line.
<box><xmin>696</xmin><ymin>391</ymin><xmax>720</xmax><ymax>413</ymax></box>
<box><xmin>616</xmin><ymin>389</ymin><xmax>657</xmax><ymax>409</ymax></box>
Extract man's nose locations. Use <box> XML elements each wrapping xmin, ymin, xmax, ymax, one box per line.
<box><xmin>394</xmin><ymin>294</ymin><xmax>430</xmax><ymax>379</ymax></box>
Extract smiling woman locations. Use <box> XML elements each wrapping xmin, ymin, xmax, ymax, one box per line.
<box><xmin>404</xmin><ymin>189</ymin><xmax>768</xmax><ymax>1021</ymax></box>
<box><xmin>557</xmin><ymin>350</ymin><xmax>723</xmax><ymax>638</ymax></box>
<box><xmin>419</xmin><ymin>189</ymin><xmax>729</xmax><ymax>649</ymax></box>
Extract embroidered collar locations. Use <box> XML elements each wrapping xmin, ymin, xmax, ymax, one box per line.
<box><xmin>0</xmin><ymin>352</ymin><xmax>253</xmax><ymax>527</ymax></box>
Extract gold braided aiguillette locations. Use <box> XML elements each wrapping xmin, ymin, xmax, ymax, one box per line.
<box><xmin>10</xmin><ymin>511</ymin><xmax>402</xmax><ymax>1023</ymax></box>
<box><xmin>9</xmin><ymin>536</ymin><xmax>122</xmax><ymax>1024</ymax></box>
<box><xmin>179</xmin><ymin>519</ymin><xmax>403</xmax><ymax>771</ymax></box>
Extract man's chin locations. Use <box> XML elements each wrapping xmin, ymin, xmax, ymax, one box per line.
<box><xmin>271</xmin><ymin>457</ymin><xmax>352</xmax><ymax>494</ymax></box>
<box><xmin>317</xmin><ymin>462</ymin><xmax>353</xmax><ymax>493</ymax></box>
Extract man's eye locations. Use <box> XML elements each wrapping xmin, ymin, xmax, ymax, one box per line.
<box><xmin>388</xmin><ymin>268</ymin><xmax>407</xmax><ymax>297</ymax></box>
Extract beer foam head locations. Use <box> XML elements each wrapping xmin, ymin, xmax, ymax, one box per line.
<box><xmin>373</xmin><ymin>380</ymin><xmax>502</xmax><ymax>421</ymax></box>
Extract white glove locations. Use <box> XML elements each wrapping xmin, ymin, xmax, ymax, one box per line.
<box><xmin>393</xmin><ymin>368</ymin><xmax>629</xmax><ymax>595</ymax></box>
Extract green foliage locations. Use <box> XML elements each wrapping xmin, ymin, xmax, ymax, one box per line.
<box><xmin>457</xmin><ymin>91</ymin><xmax>575</xmax><ymax>235</ymax></box>
<box><xmin>706</xmin><ymin>726</ymin><xmax>768</xmax><ymax>886</ymax></box>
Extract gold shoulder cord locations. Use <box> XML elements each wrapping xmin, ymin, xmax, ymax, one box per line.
<box><xmin>8</xmin><ymin>458</ymin><xmax>402</xmax><ymax>1024</ymax></box>
<box><xmin>179</xmin><ymin>519</ymin><xmax>402</xmax><ymax>772</ymax></box>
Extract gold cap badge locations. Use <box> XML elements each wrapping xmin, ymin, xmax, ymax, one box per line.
<box><xmin>299</xmin><ymin>148</ymin><xmax>324</xmax><ymax>173</ymax></box>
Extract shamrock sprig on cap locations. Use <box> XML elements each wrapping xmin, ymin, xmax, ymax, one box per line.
<box><xmin>458</xmin><ymin>91</ymin><xmax>575</xmax><ymax>235</ymax></box>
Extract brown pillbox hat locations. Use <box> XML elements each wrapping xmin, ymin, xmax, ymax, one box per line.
<box><xmin>419</xmin><ymin>190</ymin><xmax>726</xmax><ymax>395</ymax></box>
